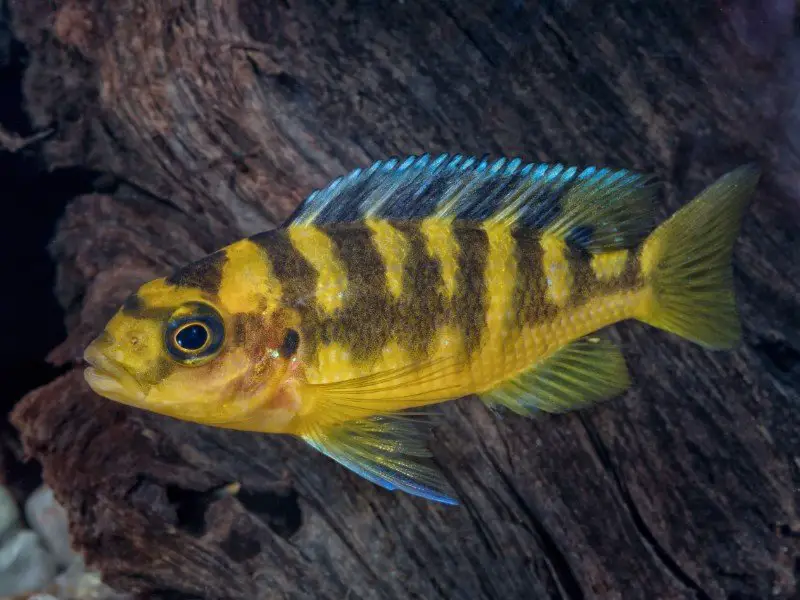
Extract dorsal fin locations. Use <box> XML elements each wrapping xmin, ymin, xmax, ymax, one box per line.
<box><xmin>285</xmin><ymin>154</ymin><xmax>657</xmax><ymax>250</ymax></box>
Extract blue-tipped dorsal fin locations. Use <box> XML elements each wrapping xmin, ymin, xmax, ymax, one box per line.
<box><xmin>285</xmin><ymin>153</ymin><xmax>657</xmax><ymax>250</ymax></box>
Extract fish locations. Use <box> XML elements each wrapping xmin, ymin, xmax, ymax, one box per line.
<box><xmin>83</xmin><ymin>154</ymin><xmax>760</xmax><ymax>505</ymax></box>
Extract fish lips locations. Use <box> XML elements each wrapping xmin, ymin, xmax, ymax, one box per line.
<box><xmin>83</xmin><ymin>340</ymin><xmax>146</xmax><ymax>406</ymax></box>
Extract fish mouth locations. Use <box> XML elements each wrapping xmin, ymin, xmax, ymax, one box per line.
<box><xmin>83</xmin><ymin>340</ymin><xmax>146</xmax><ymax>406</ymax></box>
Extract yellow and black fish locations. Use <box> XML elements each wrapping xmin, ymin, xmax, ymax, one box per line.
<box><xmin>83</xmin><ymin>154</ymin><xmax>759</xmax><ymax>505</ymax></box>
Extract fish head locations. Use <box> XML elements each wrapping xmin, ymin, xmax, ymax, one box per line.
<box><xmin>83</xmin><ymin>252</ymin><xmax>303</xmax><ymax>432</ymax></box>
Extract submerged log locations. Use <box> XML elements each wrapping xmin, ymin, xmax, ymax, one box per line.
<box><xmin>6</xmin><ymin>0</ymin><xmax>800</xmax><ymax>598</ymax></box>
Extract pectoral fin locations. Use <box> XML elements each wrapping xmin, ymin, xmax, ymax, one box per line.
<box><xmin>303</xmin><ymin>354</ymin><xmax>466</xmax><ymax>422</ymax></box>
<box><xmin>301</xmin><ymin>411</ymin><xmax>458</xmax><ymax>505</ymax></box>
<box><xmin>480</xmin><ymin>336</ymin><xmax>631</xmax><ymax>415</ymax></box>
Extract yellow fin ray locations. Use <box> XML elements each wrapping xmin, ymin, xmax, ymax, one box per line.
<box><xmin>479</xmin><ymin>336</ymin><xmax>630</xmax><ymax>415</ymax></box>
<box><xmin>635</xmin><ymin>165</ymin><xmax>759</xmax><ymax>349</ymax></box>
<box><xmin>301</xmin><ymin>411</ymin><xmax>458</xmax><ymax>505</ymax></box>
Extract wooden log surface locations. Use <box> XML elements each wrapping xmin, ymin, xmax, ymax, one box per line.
<box><xmin>4</xmin><ymin>0</ymin><xmax>800</xmax><ymax>598</ymax></box>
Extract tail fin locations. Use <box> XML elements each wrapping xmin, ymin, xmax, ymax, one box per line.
<box><xmin>635</xmin><ymin>165</ymin><xmax>760</xmax><ymax>349</ymax></box>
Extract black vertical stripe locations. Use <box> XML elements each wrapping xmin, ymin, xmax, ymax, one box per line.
<box><xmin>165</xmin><ymin>249</ymin><xmax>228</xmax><ymax>294</ymax></box>
<box><xmin>565</xmin><ymin>247</ymin><xmax>595</xmax><ymax>308</ymax></box>
<box><xmin>451</xmin><ymin>224</ymin><xmax>489</xmax><ymax>356</ymax></box>
<box><xmin>511</xmin><ymin>229</ymin><xmax>557</xmax><ymax>327</ymax></box>
<box><xmin>322</xmin><ymin>223</ymin><xmax>395</xmax><ymax>364</ymax></box>
<box><xmin>250</xmin><ymin>229</ymin><xmax>320</xmax><ymax>361</ymax></box>
<box><xmin>231</xmin><ymin>313</ymin><xmax>264</xmax><ymax>346</ymax></box>
<box><xmin>623</xmin><ymin>251</ymin><xmax>645</xmax><ymax>290</ymax></box>
<box><xmin>394</xmin><ymin>222</ymin><xmax>446</xmax><ymax>360</ymax></box>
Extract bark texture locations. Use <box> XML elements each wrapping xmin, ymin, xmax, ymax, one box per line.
<box><xmin>5</xmin><ymin>0</ymin><xmax>800</xmax><ymax>598</ymax></box>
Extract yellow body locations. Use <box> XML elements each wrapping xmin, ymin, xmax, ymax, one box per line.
<box><xmin>83</xmin><ymin>155</ymin><xmax>759</xmax><ymax>505</ymax></box>
<box><xmin>296</xmin><ymin>225</ymin><xmax>640</xmax><ymax>424</ymax></box>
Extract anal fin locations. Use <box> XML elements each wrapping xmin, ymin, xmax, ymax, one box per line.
<box><xmin>480</xmin><ymin>336</ymin><xmax>630</xmax><ymax>415</ymax></box>
<box><xmin>301</xmin><ymin>411</ymin><xmax>458</xmax><ymax>505</ymax></box>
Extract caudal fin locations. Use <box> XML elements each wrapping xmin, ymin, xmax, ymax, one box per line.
<box><xmin>636</xmin><ymin>166</ymin><xmax>760</xmax><ymax>349</ymax></box>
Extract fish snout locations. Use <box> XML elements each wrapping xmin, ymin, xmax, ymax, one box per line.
<box><xmin>83</xmin><ymin>334</ymin><xmax>146</xmax><ymax>405</ymax></box>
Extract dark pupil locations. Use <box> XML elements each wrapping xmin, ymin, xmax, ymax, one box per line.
<box><xmin>176</xmin><ymin>324</ymin><xmax>209</xmax><ymax>351</ymax></box>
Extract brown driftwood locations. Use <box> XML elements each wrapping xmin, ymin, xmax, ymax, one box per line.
<box><xmin>5</xmin><ymin>0</ymin><xmax>800</xmax><ymax>598</ymax></box>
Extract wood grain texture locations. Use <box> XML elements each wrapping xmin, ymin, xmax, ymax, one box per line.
<box><xmin>5</xmin><ymin>0</ymin><xmax>799</xmax><ymax>598</ymax></box>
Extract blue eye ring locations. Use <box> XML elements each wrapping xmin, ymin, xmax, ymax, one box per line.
<box><xmin>164</xmin><ymin>303</ymin><xmax>225</xmax><ymax>365</ymax></box>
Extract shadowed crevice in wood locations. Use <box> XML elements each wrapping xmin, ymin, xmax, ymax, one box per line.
<box><xmin>754</xmin><ymin>337</ymin><xmax>800</xmax><ymax>383</ymax></box>
<box><xmin>479</xmin><ymin>436</ymin><xmax>585</xmax><ymax>600</ymax></box>
<box><xmin>234</xmin><ymin>487</ymin><xmax>302</xmax><ymax>539</ymax></box>
<box><xmin>578</xmin><ymin>416</ymin><xmax>712</xmax><ymax>600</ymax></box>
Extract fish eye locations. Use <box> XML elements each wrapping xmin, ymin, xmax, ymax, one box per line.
<box><xmin>174</xmin><ymin>322</ymin><xmax>210</xmax><ymax>352</ymax></box>
<box><xmin>164</xmin><ymin>303</ymin><xmax>225</xmax><ymax>365</ymax></box>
